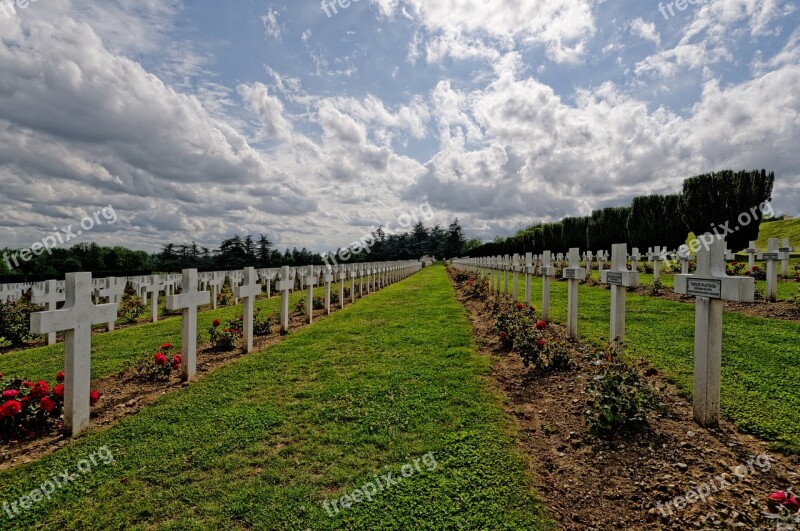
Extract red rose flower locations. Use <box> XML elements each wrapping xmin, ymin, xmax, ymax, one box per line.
<box><xmin>535</xmin><ymin>320</ymin><xmax>548</xmax><ymax>330</ymax></box>
<box><xmin>89</xmin><ymin>390</ymin><xmax>101</xmax><ymax>407</ymax></box>
<box><xmin>499</xmin><ymin>332</ymin><xmax>508</xmax><ymax>339</ymax></box>
<box><xmin>56</xmin><ymin>370</ymin><xmax>65</xmax><ymax>383</ymax></box>
<box><xmin>767</xmin><ymin>491</ymin><xmax>799</xmax><ymax>512</ymax></box>
<box><xmin>0</xmin><ymin>400</ymin><xmax>22</xmax><ymax>417</ymax></box>
<box><xmin>154</xmin><ymin>352</ymin><xmax>168</xmax><ymax>366</ymax></box>
<box><xmin>516</xmin><ymin>303</ymin><xmax>524</xmax><ymax>310</ymax></box>
<box><xmin>22</xmin><ymin>381</ymin><xmax>33</xmax><ymax>388</ymax></box>
<box><xmin>172</xmin><ymin>354</ymin><xmax>182</xmax><ymax>365</ymax></box>
<box><xmin>53</xmin><ymin>384</ymin><xmax>65</xmax><ymax>399</ymax></box>
<box><xmin>19</xmin><ymin>396</ymin><xmax>30</xmax><ymax>409</ymax></box>
<box><xmin>161</xmin><ymin>343</ymin><xmax>172</xmax><ymax>350</ymax></box>
<box><xmin>40</xmin><ymin>396</ymin><xmax>56</xmax><ymax>413</ymax></box>
<box><xmin>213</xmin><ymin>319</ymin><xmax>221</xmax><ymax>327</ymax></box>
<box><xmin>30</xmin><ymin>381</ymin><xmax>50</xmax><ymax>400</ymax></box>
<box><xmin>2</xmin><ymin>389</ymin><xmax>19</xmax><ymax>399</ymax></box>
<box><xmin>537</xmin><ymin>339</ymin><xmax>547</xmax><ymax>347</ymax></box>
<box><xmin>529</xmin><ymin>306</ymin><xmax>536</xmax><ymax>312</ymax></box>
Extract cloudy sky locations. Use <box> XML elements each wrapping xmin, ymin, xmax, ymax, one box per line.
<box><xmin>0</xmin><ymin>0</ymin><xmax>798</xmax><ymax>254</ymax></box>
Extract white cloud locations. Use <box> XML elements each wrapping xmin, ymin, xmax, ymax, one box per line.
<box><xmin>628</xmin><ymin>17</ymin><xmax>661</xmax><ymax>46</ymax></box>
<box><xmin>262</xmin><ymin>8</ymin><xmax>282</xmax><ymax>41</ymax></box>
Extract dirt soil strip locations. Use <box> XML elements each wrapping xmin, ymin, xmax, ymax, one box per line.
<box><xmin>451</xmin><ymin>278</ymin><xmax>799</xmax><ymax>530</ymax></box>
<box><xmin>0</xmin><ymin>302</ymin><xmax>352</xmax><ymax>471</ymax></box>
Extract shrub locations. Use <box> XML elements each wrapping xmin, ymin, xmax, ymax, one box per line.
<box><xmin>294</xmin><ymin>298</ymin><xmax>306</xmax><ymax>315</ymax></box>
<box><xmin>127</xmin><ymin>343</ymin><xmax>182</xmax><ymax>381</ymax></box>
<box><xmin>253</xmin><ymin>309</ymin><xmax>277</xmax><ymax>336</ymax></box>
<box><xmin>649</xmin><ymin>279</ymin><xmax>662</xmax><ymax>296</ymax></box>
<box><xmin>312</xmin><ymin>296</ymin><xmax>326</xmax><ymax>310</ymax></box>
<box><xmin>209</xmin><ymin>318</ymin><xmax>241</xmax><ymax>351</ymax></box>
<box><xmin>1</xmin><ymin>372</ymin><xmax>99</xmax><ymax>441</ymax></box>
<box><xmin>0</xmin><ymin>297</ymin><xmax>42</xmax><ymax>347</ymax></box>
<box><xmin>513</xmin><ymin>325</ymin><xmax>571</xmax><ymax>374</ymax></box>
<box><xmin>747</xmin><ymin>265</ymin><xmax>767</xmax><ymax>281</ymax></box>
<box><xmin>118</xmin><ymin>293</ymin><xmax>145</xmax><ymax>324</ymax></box>
<box><xmin>583</xmin><ymin>356</ymin><xmax>658</xmax><ymax>437</ymax></box>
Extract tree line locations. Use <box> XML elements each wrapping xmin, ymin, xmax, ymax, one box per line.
<box><xmin>0</xmin><ymin>220</ymin><xmax>471</xmax><ymax>281</ymax></box>
<box><xmin>464</xmin><ymin>170</ymin><xmax>775</xmax><ymax>258</ymax></box>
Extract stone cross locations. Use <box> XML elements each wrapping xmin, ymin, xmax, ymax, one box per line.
<box><xmin>229</xmin><ymin>272</ymin><xmax>243</xmax><ymax>305</ymax></box>
<box><xmin>337</xmin><ymin>265</ymin><xmax>348</xmax><ymax>309</ymax></box>
<box><xmin>524</xmin><ymin>252</ymin><xmax>533</xmax><ymax>306</ymax></box>
<box><xmin>303</xmin><ymin>265</ymin><xmax>318</xmax><ymax>324</ymax></box>
<box><xmin>630</xmin><ymin>247</ymin><xmax>641</xmax><ymax>272</ymax></box>
<box><xmin>31</xmin><ymin>280</ymin><xmax>66</xmax><ymax>345</ymax></box>
<box><xmin>348</xmin><ymin>264</ymin><xmax>357</xmax><ymax>302</ymax></box>
<box><xmin>167</xmin><ymin>269</ymin><xmax>210</xmax><ymax>381</ymax></box>
<box><xmin>596</xmin><ymin>250</ymin><xmax>604</xmax><ymax>273</ymax></box>
<box><xmin>724</xmin><ymin>249</ymin><xmax>735</xmax><ymax>262</ymax></box>
<box><xmin>780</xmin><ymin>238</ymin><xmax>794</xmax><ymax>278</ymax></box>
<box><xmin>144</xmin><ymin>275</ymin><xmax>163</xmax><ymax>323</ymax></box>
<box><xmin>562</xmin><ymin>248</ymin><xmax>587</xmax><ymax>339</ymax></box>
<box><xmin>276</xmin><ymin>266</ymin><xmax>293</xmax><ymax>333</ymax></box>
<box><xmin>323</xmin><ymin>265</ymin><xmax>334</xmax><ymax>314</ymax></box>
<box><xmin>744</xmin><ymin>241</ymin><xmax>759</xmax><ymax>271</ymax></box>
<box><xmin>208</xmin><ymin>273</ymin><xmax>225</xmax><ymax>310</ymax></box>
<box><xmin>541</xmin><ymin>251</ymin><xmax>556</xmax><ymax>320</ymax></box>
<box><xmin>234</xmin><ymin>267</ymin><xmax>262</xmax><ymax>352</ymax></box>
<box><xmin>512</xmin><ymin>254</ymin><xmax>520</xmax><ymax>300</ymax></box>
<box><xmin>503</xmin><ymin>255</ymin><xmax>510</xmax><ymax>295</ymax></box>
<box><xmin>30</xmin><ymin>273</ymin><xmax>117</xmax><ymax>436</ymax></box>
<box><xmin>677</xmin><ymin>247</ymin><xmax>692</xmax><ymax>275</ymax></box>
<box><xmin>358</xmin><ymin>264</ymin><xmax>364</xmax><ymax>297</ymax></box>
<box><xmin>97</xmin><ymin>277</ymin><xmax>125</xmax><ymax>331</ymax></box>
<box><xmin>758</xmin><ymin>238</ymin><xmax>782</xmax><ymax>302</ymax></box>
<box><xmin>652</xmin><ymin>246</ymin><xmax>662</xmax><ymax>281</ymax></box>
<box><xmin>600</xmin><ymin>244</ymin><xmax>639</xmax><ymax>352</ymax></box>
<box><xmin>674</xmin><ymin>236</ymin><xmax>754</xmax><ymax>426</ymax></box>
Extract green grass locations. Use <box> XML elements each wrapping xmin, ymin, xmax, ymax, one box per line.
<box><xmin>0</xmin><ymin>266</ymin><xmax>551</xmax><ymax>530</ymax></box>
<box><xmin>0</xmin><ymin>286</ymin><xmax>340</xmax><ymax>383</ymax></box>
<box><xmin>755</xmin><ymin>218</ymin><xmax>800</xmax><ymax>252</ymax></box>
<box><xmin>509</xmin><ymin>275</ymin><xmax>800</xmax><ymax>453</ymax></box>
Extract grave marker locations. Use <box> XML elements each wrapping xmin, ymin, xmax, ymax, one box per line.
<box><xmin>30</xmin><ymin>273</ymin><xmax>117</xmax><ymax>436</ymax></box>
<box><xmin>745</xmin><ymin>241</ymin><xmax>759</xmax><ymax>271</ymax></box>
<box><xmin>276</xmin><ymin>266</ymin><xmax>293</xmax><ymax>333</ymax></box>
<box><xmin>304</xmin><ymin>265</ymin><xmax>318</xmax><ymax>323</ymax></box>
<box><xmin>674</xmin><ymin>236</ymin><xmax>754</xmax><ymax>426</ymax></box>
<box><xmin>234</xmin><ymin>267</ymin><xmax>262</xmax><ymax>352</ymax></box>
<box><xmin>166</xmin><ymin>269</ymin><xmax>210</xmax><ymax>381</ymax></box>
<box><xmin>541</xmin><ymin>251</ymin><xmax>555</xmax><ymax>320</ymax></box>
<box><xmin>512</xmin><ymin>254</ymin><xmax>520</xmax><ymax>300</ymax></box>
<box><xmin>524</xmin><ymin>252</ymin><xmax>533</xmax><ymax>306</ymax></box>
<box><xmin>562</xmin><ymin>248</ymin><xmax>587</xmax><ymax>339</ymax></box>
<box><xmin>31</xmin><ymin>280</ymin><xmax>65</xmax><ymax>345</ymax></box>
<box><xmin>758</xmin><ymin>238</ymin><xmax>782</xmax><ymax>302</ymax></box>
<box><xmin>600</xmin><ymin>244</ymin><xmax>639</xmax><ymax>352</ymax></box>
<box><xmin>780</xmin><ymin>238</ymin><xmax>794</xmax><ymax>278</ymax></box>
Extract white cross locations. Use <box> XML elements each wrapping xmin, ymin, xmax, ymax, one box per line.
<box><xmin>524</xmin><ymin>252</ymin><xmax>533</xmax><ymax>306</ymax></box>
<box><xmin>276</xmin><ymin>266</ymin><xmax>294</xmax><ymax>333</ymax></box>
<box><xmin>629</xmin><ymin>247</ymin><xmax>641</xmax><ymax>272</ymax></box>
<box><xmin>758</xmin><ymin>238</ymin><xmax>783</xmax><ymax>302</ymax></box>
<box><xmin>208</xmin><ymin>273</ymin><xmax>225</xmax><ymax>310</ymax></box>
<box><xmin>97</xmin><ymin>277</ymin><xmax>125</xmax><ymax>331</ymax></box>
<box><xmin>562</xmin><ymin>248</ymin><xmax>587</xmax><ymax>339</ymax></box>
<box><xmin>302</xmin><ymin>265</ymin><xmax>318</xmax><ymax>324</ymax></box>
<box><xmin>600</xmin><ymin>244</ymin><xmax>639</xmax><ymax>352</ymax></box>
<box><xmin>166</xmin><ymin>269</ymin><xmax>210</xmax><ymax>381</ymax></box>
<box><xmin>744</xmin><ymin>241</ymin><xmax>759</xmax><ymax>271</ymax></box>
<box><xmin>541</xmin><ymin>251</ymin><xmax>556</xmax><ymax>320</ymax></box>
<box><xmin>511</xmin><ymin>254</ymin><xmax>520</xmax><ymax>300</ymax></box>
<box><xmin>337</xmin><ymin>265</ymin><xmax>348</xmax><ymax>308</ymax></box>
<box><xmin>30</xmin><ymin>273</ymin><xmax>117</xmax><ymax>436</ymax></box>
<box><xmin>234</xmin><ymin>267</ymin><xmax>262</xmax><ymax>352</ymax></box>
<box><xmin>322</xmin><ymin>265</ymin><xmax>334</xmax><ymax>314</ymax></box>
<box><xmin>31</xmin><ymin>279</ymin><xmax>66</xmax><ymax>345</ymax></box>
<box><xmin>674</xmin><ymin>236</ymin><xmax>754</xmax><ymax>427</ymax></box>
<box><xmin>144</xmin><ymin>275</ymin><xmax>164</xmax><ymax>323</ymax></box>
<box><xmin>677</xmin><ymin>247</ymin><xmax>692</xmax><ymax>275</ymax></box>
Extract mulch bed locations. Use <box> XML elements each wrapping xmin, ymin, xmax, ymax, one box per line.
<box><xmin>451</xmin><ymin>276</ymin><xmax>799</xmax><ymax>530</ymax></box>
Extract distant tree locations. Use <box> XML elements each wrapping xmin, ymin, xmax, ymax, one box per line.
<box><xmin>561</xmin><ymin>216</ymin><xmax>589</xmax><ymax>251</ymax></box>
<box><xmin>680</xmin><ymin>170</ymin><xmax>775</xmax><ymax>251</ymax></box>
<box><xmin>587</xmin><ymin>207</ymin><xmax>631</xmax><ymax>251</ymax></box>
<box><xmin>628</xmin><ymin>194</ymin><xmax>689</xmax><ymax>251</ymax></box>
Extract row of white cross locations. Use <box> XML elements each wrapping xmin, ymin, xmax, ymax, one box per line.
<box><xmin>452</xmin><ymin>235</ymin><xmax>757</xmax><ymax>428</ymax></box>
<box><xmin>26</xmin><ymin>260</ymin><xmax>422</xmax><ymax>437</ymax></box>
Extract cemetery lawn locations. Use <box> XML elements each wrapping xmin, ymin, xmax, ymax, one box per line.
<box><xmin>0</xmin><ymin>265</ymin><xmax>551</xmax><ymax>530</ymax></box>
<box><xmin>524</xmin><ymin>276</ymin><xmax>800</xmax><ymax>453</ymax></box>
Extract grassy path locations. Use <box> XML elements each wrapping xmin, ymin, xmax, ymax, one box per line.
<box><xmin>0</xmin><ymin>266</ymin><xmax>550</xmax><ymax>530</ymax></box>
<box><xmin>508</xmin><ymin>273</ymin><xmax>800</xmax><ymax>453</ymax></box>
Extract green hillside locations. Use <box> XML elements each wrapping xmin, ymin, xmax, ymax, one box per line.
<box><xmin>755</xmin><ymin>218</ymin><xmax>800</xmax><ymax>252</ymax></box>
